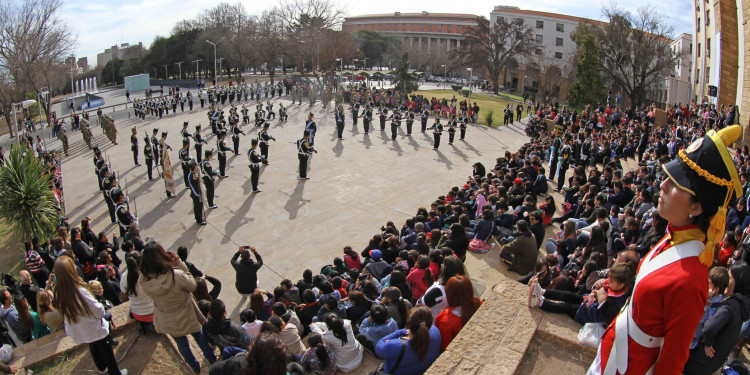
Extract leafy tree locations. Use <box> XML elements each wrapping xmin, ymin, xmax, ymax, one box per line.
<box><xmin>101</xmin><ymin>59</ymin><xmax>125</xmax><ymax>85</ymax></box>
<box><xmin>392</xmin><ymin>53</ymin><xmax>419</xmax><ymax>94</ymax></box>
<box><xmin>0</xmin><ymin>144</ymin><xmax>59</xmax><ymax>242</ymax></box>
<box><xmin>355</xmin><ymin>30</ymin><xmax>403</xmax><ymax>69</ymax></box>
<box><xmin>568</xmin><ymin>33</ymin><xmax>606</xmax><ymax>108</ymax></box>
<box><xmin>581</xmin><ymin>5</ymin><xmax>681</xmax><ymax>106</ymax></box>
<box><xmin>449</xmin><ymin>16</ymin><xmax>538</xmax><ymax>94</ymax></box>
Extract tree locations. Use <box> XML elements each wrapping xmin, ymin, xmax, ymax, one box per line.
<box><xmin>582</xmin><ymin>5</ymin><xmax>681</xmax><ymax>106</ymax></box>
<box><xmin>567</xmin><ymin>33</ymin><xmax>607</xmax><ymax>108</ymax></box>
<box><xmin>355</xmin><ymin>30</ymin><xmax>403</xmax><ymax>69</ymax></box>
<box><xmin>255</xmin><ymin>11</ymin><xmax>287</xmax><ymax>84</ymax></box>
<box><xmin>449</xmin><ymin>16</ymin><xmax>538</xmax><ymax>94</ymax></box>
<box><xmin>0</xmin><ymin>72</ymin><xmax>25</xmax><ymax>137</ymax></box>
<box><xmin>392</xmin><ymin>53</ymin><xmax>419</xmax><ymax>94</ymax></box>
<box><xmin>0</xmin><ymin>0</ymin><xmax>76</xmax><ymax>129</ymax></box>
<box><xmin>0</xmin><ymin>143</ymin><xmax>59</xmax><ymax>242</ymax></box>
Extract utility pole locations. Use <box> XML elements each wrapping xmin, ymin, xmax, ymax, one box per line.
<box><xmin>218</xmin><ymin>58</ymin><xmax>224</xmax><ymax>80</ymax></box>
<box><xmin>193</xmin><ymin>59</ymin><xmax>202</xmax><ymax>80</ymax></box>
<box><xmin>164</xmin><ymin>64</ymin><xmax>168</xmax><ymax>80</ymax></box>
<box><xmin>175</xmin><ymin>61</ymin><xmax>184</xmax><ymax>80</ymax></box>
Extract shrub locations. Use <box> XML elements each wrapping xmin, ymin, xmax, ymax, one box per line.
<box><xmin>451</xmin><ymin>84</ymin><xmax>463</xmax><ymax>91</ymax></box>
<box><xmin>485</xmin><ymin>111</ymin><xmax>495</xmax><ymax>127</ymax></box>
<box><xmin>459</xmin><ymin>89</ymin><xmax>471</xmax><ymax>97</ymax></box>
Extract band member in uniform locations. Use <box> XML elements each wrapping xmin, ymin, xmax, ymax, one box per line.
<box><xmin>230</xmin><ymin>119</ymin><xmax>245</xmax><ymax>155</ymax></box>
<box><xmin>405</xmin><ymin>109</ymin><xmax>415</xmax><ymax>135</ymax></box>
<box><xmin>351</xmin><ymin>102</ymin><xmax>360</xmax><ymax>127</ymax></box>
<box><xmin>248</xmin><ymin>139</ymin><xmax>265</xmax><ymax>193</ymax></box>
<box><xmin>151</xmin><ymin>129</ymin><xmax>160</xmax><ymax>166</ymax></box>
<box><xmin>180</xmin><ymin>121</ymin><xmax>193</xmax><ymax>147</ymax></box>
<box><xmin>361</xmin><ymin>104</ymin><xmax>372</xmax><ymax>134</ymax></box>
<box><xmin>584</xmin><ymin>125</ymin><xmax>743</xmax><ymax>375</ymax></box>
<box><xmin>379</xmin><ymin>105</ymin><xmax>388</xmax><ymax>132</ymax></box>
<box><xmin>101</xmin><ymin>168</ymin><xmax>117</xmax><ymax>223</ymax></box>
<box><xmin>130</xmin><ymin>128</ymin><xmax>140</xmax><ymax>166</ymax></box>
<box><xmin>179</xmin><ymin>139</ymin><xmax>192</xmax><ymax>189</ymax></box>
<box><xmin>389</xmin><ymin>110</ymin><xmax>401</xmax><ymax>140</ymax></box>
<box><xmin>447</xmin><ymin>114</ymin><xmax>457</xmax><ymax>145</ymax></box>
<box><xmin>187</xmin><ymin>161</ymin><xmax>206</xmax><ymax>225</ymax></box>
<box><xmin>201</xmin><ymin>150</ymin><xmax>218</xmax><ymax>209</ymax></box>
<box><xmin>241</xmin><ymin>105</ymin><xmax>250</xmax><ymax>124</ymax></box>
<box><xmin>420</xmin><ymin>107</ymin><xmax>430</xmax><ymax>132</ymax></box>
<box><xmin>258</xmin><ymin>123</ymin><xmax>275</xmax><ymax>165</ymax></box>
<box><xmin>428</xmin><ymin>118</ymin><xmax>443</xmax><ymax>151</ymax></box>
<box><xmin>335</xmin><ymin>104</ymin><xmax>345</xmax><ymax>140</ymax></box>
<box><xmin>459</xmin><ymin>114</ymin><xmax>468</xmax><ymax>141</ymax></box>
<box><xmin>279</xmin><ymin>104</ymin><xmax>288</xmax><ymax>122</ymax></box>
<box><xmin>297</xmin><ymin>131</ymin><xmax>316</xmax><ymax>180</ymax></box>
<box><xmin>217</xmin><ymin>131</ymin><xmax>230</xmax><ymax>177</ymax></box>
<box><xmin>144</xmin><ymin>136</ymin><xmax>155</xmax><ymax>181</ymax></box>
<box><xmin>305</xmin><ymin>113</ymin><xmax>317</xmax><ymax>146</ymax></box>
<box><xmin>194</xmin><ymin>125</ymin><xmax>207</xmax><ymax>163</ymax></box>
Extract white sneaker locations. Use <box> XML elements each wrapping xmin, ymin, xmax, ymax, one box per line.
<box><xmin>533</xmin><ymin>281</ymin><xmax>544</xmax><ymax>300</ymax></box>
<box><xmin>121</xmin><ymin>370</ymin><xmax>128</xmax><ymax>375</ymax></box>
<box><xmin>528</xmin><ymin>279</ymin><xmax>544</xmax><ymax>308</ymax></box>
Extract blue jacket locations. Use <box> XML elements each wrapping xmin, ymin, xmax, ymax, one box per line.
<box><xmin>360</xmin><ymin>317</ymin><xmax>398</xmax><ymax>345</ymax></box>
<box><xmin>376</xmin><ymin>327</ymin><xmax>442</xmax><ymax>375</ymax></box>
<box><xmin>473</xmin><ymin>219</ymin><xmax>495</xmax><ymax>241</ymax></box>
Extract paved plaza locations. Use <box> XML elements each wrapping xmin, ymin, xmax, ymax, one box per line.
<box><xmin>56</xmin><ymin>87</ymin><xmax>529</xmax><ymax>330</ymax></box>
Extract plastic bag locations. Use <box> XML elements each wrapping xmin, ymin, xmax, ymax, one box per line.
<box><xmin>578</xmin><ymin>322</ymin><xmax>606</xmax><ymax>349</ymax></box>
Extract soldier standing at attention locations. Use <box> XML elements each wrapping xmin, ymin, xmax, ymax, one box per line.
<box><xmin>187</xmin><ymin>161</ymin><xmax>206</xmax><ymax>225</ymax></box>
<box><xmin>351</xmin><ymin>101</ymin><xmax>360</xmax><ymax>127</ymax></box>
<box><xmin>389</xmin><ymin>110</ymin><xmax>401</xmax><ymax>140</ymax></box>
<box><xmin>130</xmin><ymin>128</ymin><xmax>140</xmax><ymax>166</ymax></box>
<box><xmin>114</xmin><ymin>189</ymin><xmax>134</xmax><ymax>237</ymax></box>
<box><xmin>297</xmin><ymin>131</ymin><xmax>316</xmax><ymax>180</ymax></box>
<box><xmin>201</xmin><ymin>150</ymin><xmax>218</xmax><ymax>209</ymax></box>
<box><xmin>194</xmin><ymin>125</ymin><xmax>206</xmax><ymax>163</ymax></box>
<box><xmin>217</xmin><ymin>131</ymin><xmax>230</xmax><ymax>178</ymax></box>
<box><xmin>428</xmin><ymin>118</ymin><xmax>443</xmax><ymax>151</ymax></box>
<box><xmin>447</xmin><ymin>114</ymin><xmax>457</xmax><ymax>145</ymax></box>
<box><xmin>420</xmin><ymin>106</ymin><xmax>430</xmax><ymax>133</ymax></box>
<box><xmin>362</xmin><ymin>104</ymin><xmax>372</xmax><ymax>134</ymax></box>
<box><xmin>180</xmin><ymin>121</ymin><xmax>192</xmax><ymax>148</ymax></box>
<box><xmin>459</xmin><ymin>113</ymin><xmax>468</xmax><ymax>141</ymax></box>
<box><xmin>405</xmin><ymin>108</ymin><xmax>415</xmax><ymax>136</ymax></box>
<box><xmin>230</xmin><ymin>119</ymin><xmax>245</xmax><ymax>155</ymax></box>
<box><xmin>179</xmin><ymin>139</ymin><xmax>192</xmax><ymax>189</ymax></box>
<box><xmin>143</xmin><ymin>136</ymin><xmax>155</xmax><ymax>181</ymax></box>
<box><xmin>335</xmin><ymin>104</ymin><xmax>345</xmax><ymax>140</ymax></box>
<box><xmin>151</xmin><ymin>129</ymin><xmax>160</xmax><ymax>166</ymax></box>
<box><xmin>247</xmin><ymin>139</ymin><xmax>265</xmax><ymax>193</ymax></box>
<box><xmin>59</xmin><ymin>127</ymin><xmax>69</xmax><ymax>156</ymax></box>
<box><xmin>258</xmin><ymin>123</ymin><xmax>275</xmax><ymax>165</ymax></box>
<box><xmin>305</xmin><ymin>113</ymin><xmax>317</xmax><ymax>146</ymax></box>
<box><xmin>379</xmin><ymin>105</ymin><xmax>388</xmax><ymax>132</ymax></box>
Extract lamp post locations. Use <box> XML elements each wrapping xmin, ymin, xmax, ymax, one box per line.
<box><xmin>441</xmin><ymin>64</ymin><xmax>446</xmax><ymax>89</ymax></box>
<box><xmin>206</xmin><ymin>38</ymin><xmax>225</xmax><ymax>86</ymax></box>
<box><xmin>164</xmin><ymin>64</ymin><xmax>168</xmax><ymax>80</ymax></box>
<box><xmin>466</xmin><ymin>67</ymin><xmax>473</xmax><ymax>104</ymax></box>
<box><xmin>335</xmin><ymin>58</ymin><xmax>343</xmax><ymax>86</ymax></box>
<box><xmin>193</xmin><ymin>59</ymin><xmax>201</xmax><ymax>80</ymax></box>
<box><xmin>217</xmin><ymin>58</ymin><xmax>224</xmax><ymax>80</ymax></box>
<box><xmin>175</xmin><ymin>61</ymin><xmax>184</xmax><ymax>80</ymax></box>
<box><xmin>522</xmin><ymin>75</ymin><xmax>527</xmax><ymax>96</ymax></box>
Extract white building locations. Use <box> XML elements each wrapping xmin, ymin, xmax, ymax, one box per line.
<box><xmin>663</xmin><ymin>33</ymin><xmax>693</xmax><ymax>106</ymax></box>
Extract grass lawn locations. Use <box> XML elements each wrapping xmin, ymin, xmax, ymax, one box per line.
<box><xmin>415</xmin><ymin>89</ymin><xmax>518</xmax><ymax>127</ymax></box>
<box><xmin>0</xmin><ymin>220</ymin><xmax>24</xmax><ymax>277</ymax></box>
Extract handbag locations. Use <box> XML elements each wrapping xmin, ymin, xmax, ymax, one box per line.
<box><xmin>577</xmin><ymin>322</ymin><xmax>606</xmax><ymax>349</ymax></box>
<box><xmin>369</xmin><ymin>338</ymin><xmax>407</xmax><ymax>375</ymax></box>
<box><xmin>468</xmin><ymin>239</ymin><xmax>489</xmax><ymax>253</ymax></box>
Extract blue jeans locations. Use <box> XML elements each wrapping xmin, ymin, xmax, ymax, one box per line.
<box><xmin>173</xmin><ymin>330</ymin><xmax>217</xmax><ymax>370</ymax></box>
<box><xmin>221</xmin><ymin>346</ymin><xmax>246</xmax><ymax>360</ymax></box>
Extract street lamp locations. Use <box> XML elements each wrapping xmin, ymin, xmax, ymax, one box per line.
<box><xmin>175</xmin><ymin>61</ymin><xmax>184</xmax><ymax>80</ymax></box>
<box><xmin>193</xmin><ymin>59</ymin><xmax>202</xmax><ymax>80</ymax></box>
<box><xmin>466</xmin><ymin>67</ymin><xmax>473</xmax><ymax>104</ymax></box>
<box><xmin>206</xmin><ymin>38</ymin><xmax>225</xmax><ymax>86</ymax></box>
<box><xmin>217</xmin><ymin>58</ymin><xmax>224</xmax><ymax>80</ymax></box>
<box><xmin>164</xmin><ymin>64</ymin><xmax>168</xmax><ymax>80</ymax></box>
<box><xmin>441</xmin><ymin>64</ymin><xmax>447</xmax><ymax>90</ymax></box>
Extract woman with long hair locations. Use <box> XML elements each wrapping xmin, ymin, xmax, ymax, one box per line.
<box><xmin>420</xmin><ymin>256</ymin><xmax>466</xmax><ymax>317</ymax></box>
<box><xmin>375</xmin><ymin>305</ymin><xmax>442</xmax><ymax>375</ymax></box>
<box><xmin>37</xmin><ymin>290</ymin><xmax>63</xmax><ymax>332</ymax></box>
<box><xmin>249</xmin><ymin>289</ymin><xmax>274</xmax><ymax>321</ymax></box>
<box><xmin>15</xmin><ymin>294</ymin><xmax>49</xmax><ymax>339</ymax></box>
<box><xmin>138</xmin><ymin>242</ymin><xmax>216</xmax><ymax>373</ymax></box>
<box><xmin>310</xmin><ymin>312</ymin><xmax>363</xmax><ymax>373</ymax></box>
<box><xmin>406</xmin><ymin>255</ymin><xmax>435</xmax><ymax>301</ymax></box>
<box><xmin>442</xmin><ymin>223</ymin><xmax>470</xmax><ymax>262</ymax></box>
<box><xmin>435</xmin><ymin>276</ymin><xmax>482</xmax><ymax>351</ymax></box>
<box><xmin>387</xmin><ymin>270</ymin><xmax>413</xmax><ymax>302</ymax></box>
<box><xmin>300</xmin><ymin>332</ymin><xmax>337</xmax><ymax>375</ymax></box>
<box><xmin>53</xmin><ymin>256</ymin><xmax>127</xmax><ymax>375</ymax></box>
<box><xmin>589</xmin><ymin>126</ymin><xmax>743</xmax><ymax>374</ymax></box>
<box><xmin>382</xmin><ymin>287</ymin><xmax>412</xmax><ymax>329</ymax></box>
<box><xmin>120</xmin><ymin>251</ymin><xmax>154</xmax><ymax>333</ymax></box>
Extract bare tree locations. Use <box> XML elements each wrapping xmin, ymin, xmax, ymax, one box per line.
<box><xmin>583</xmin><ymin>4</ymin><xmax>681</xmax><ymax>106</ymax></box>
<box><xmin>525</xmin><ymin>55</ymin><xmax>574</xmax><ymax>104</ymax></box>
<box><xmin>0</xmin><ymin>71</ymin><xmax>25</xmax><ymax>137</ymax></box>
<box><xmin>255</xmin><ymin>11</ymin><xmax>288</xmax><ymax>84</ymax></box>
<box><xmin>0</xmin><ymin>0</ymin><xmax>76</xmax><ymax>128</ymax></box>
<box><xmin>449</xmin><ymin>16</ymin><xmax>539</xmax><ymax>94</ymax></box>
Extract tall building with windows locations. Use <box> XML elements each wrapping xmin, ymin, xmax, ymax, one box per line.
<box><xmin>96</xmin><ymin>42</ymin><xmax>146</xmax><ymax>68</ymax></box>
<box><xmin>691</xmin><ymin>0</ymin><xmax>739</xmax><ymax>107</ymax></box>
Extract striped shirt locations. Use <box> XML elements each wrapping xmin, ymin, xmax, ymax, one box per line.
<box><xmin>24</xmin><ymin>249</ymin><xmax>46</xmax><ymax>273</ymax></box>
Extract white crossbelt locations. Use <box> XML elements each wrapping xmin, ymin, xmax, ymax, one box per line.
<box><xmin>597</xmin><ymin>238</ymin><xmax>703</xmax><ymax>375</ymax></box>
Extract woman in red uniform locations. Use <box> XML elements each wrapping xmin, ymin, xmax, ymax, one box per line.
<box><xmin>588</xmin><ymin>125</ymin><xmax>743</xmax><ymax>375</ymax></box>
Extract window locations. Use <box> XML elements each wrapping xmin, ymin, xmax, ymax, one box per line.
<box><xmin>706</xmin><ymin>10</ymin><xmax>710</xmax><ymax>25</ymax></box>
<box><xmin>697</xmin><ymin>43</ymin><xmax>701</xmax><ymax>57</ymax></box>
<box><xmin>515</xmin><ymin>18</ymin><xmax>524</xmax><ymax>26</ymax></box>
<box><xmin>556</xmin><ymin>23</ymin><xmax>564</xmax><ymax>32</ymax></box>
<box><xmin>706</xmin><ymin>67</ymin><xmax>710</xmax><ymax>79</ymax></box>
<box><xmin>696</xmin><ymin>69</ymin><xmax>700</xmax><ymax>83</ymax></box>
<box><xmin>555</xmin><ymin>52</ymin><xmax>563</xmax><ymax>59</ymax></box>
<box><xmin>535</xmin><ymin>48</ymin><xmax>543</xmax><ymax>55</ymax></box>
<box><xmin>497</xmin><ymin>16</ymin><xmax>505</xmax><ymax>24</ymax></box>
<box><xmin>556</xmin><ymin>37</ymin><xmax>564</xmax><ymax>46</ymax></box>
<box><xmin>697</xmin><ymin>18</ymin><xmax>701</xmax><ymax>32</ymax></box>
<box><xmin>536</xmin><ymin>20</ymin><xmax>544</xmax><ymax>29</ymax></box>
<box><xmin>536</xmin><ymin>34</ymin><xmax>543</xmax><ymax>43</ymax></box>
<box><xmin>707</xmin><ymin>38</ymin><xmax>711</xmax><ymax>57</ymax></box>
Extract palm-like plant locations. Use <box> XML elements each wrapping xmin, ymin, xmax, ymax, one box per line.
<box><xmin>0</xmin><ymin>144</ymin><xmax>59</xmax><ymax>242</ymax></box>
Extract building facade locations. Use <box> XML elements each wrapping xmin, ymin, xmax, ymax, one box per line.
<box><xmin>662</xmin><ymin>34</ymin><xmax>693</xmax><ymax>106</ymax></box>
<box><xmin>96</xmin><ymin>42</ymin><xmax>146</xmax><ymax>68</ymax></box>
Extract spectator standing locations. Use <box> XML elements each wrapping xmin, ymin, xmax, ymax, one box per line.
<box><xmin>52</xmin><ymin>256</ymin><xmax>126</xmax><ymax>375</ymax></box>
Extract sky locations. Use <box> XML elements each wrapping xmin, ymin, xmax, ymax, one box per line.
<box><xmin>62</xmin><ymin>0</ymin><xmax>694</xmax><ymax>66</ymax></box>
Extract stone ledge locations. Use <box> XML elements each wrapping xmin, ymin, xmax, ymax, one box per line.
<box><xmin>10</xmin><ymin>301</ymin><xmax>136</xmax><ymax>370</ymax></box>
